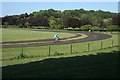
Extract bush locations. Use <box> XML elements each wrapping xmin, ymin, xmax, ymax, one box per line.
<box><xmin>91</xmin><ymin>27</ymin><xmax>100</xmax><ymax>31</ymax></box>
<box><xmin>0</xmin><ymin>25</ymin><xmax>2</xmax><ymax>28</ymax></box>
<box><xmin>32</xmin><ymin>26</ymin><xmax>49</xmax><ymax>29</ymax></box>
<box><xmin>2</xmin><ymin>25</ymin><xmax>7</xmax><ymax>28</ymax></box>
<box><xmin>53</xmin><ymin>51</ymin><xmax>65</xmax><ymax>56</ymax></box>
<box><xmin>2</xmin><ymin>25</ymin><xmax>19</xmax><ymax>28</ymax></box>
<box><xmin>80</xmin><ymin>25</ymin><xmax>92</xmax><ymax>31</ymax></box>
<box><xmin>53</xmin><ymin>51</ymin><xmax>60</xmax><ymax>56</ymax></box>
<box><xmin>18</xmin><ymin>52</ymin><xmax>27</xmax><ymax>58</ymax></box>
<box><xmin>73</xmin><ymin>51</ymin><xmax>79</xmax><ymax>54</ymax></box>
<box><xmin>50</xmin><ymin>25</ymin><xmax>64</xmax><ymax>29</ymax></box>
<box><xmin>106</xmin><ymin>25</ymin><xmax>120</xmax><ymax>31</ymax></box>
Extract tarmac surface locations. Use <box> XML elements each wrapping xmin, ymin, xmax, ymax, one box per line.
<box><xmin>2</xmin><ymin>32</ymin><xmax>112</xmax><ymax>48</ymax></box>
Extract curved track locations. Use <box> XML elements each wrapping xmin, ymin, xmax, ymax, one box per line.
<box><xmin>2</xmin><ymin>32</ymin><xmax>112</xmax><ymax>48</ymax></box>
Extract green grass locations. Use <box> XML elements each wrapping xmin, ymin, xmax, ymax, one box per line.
<box><xmin>2</xmin><ymin>28</ymin><xmax>75</xmax><ymax>41</ymax></box>
<box><xmin>2</xmin><ymin>51</ymin><xmax>119</xmax><ymax>78</ymax></box>
<box><xmin>2</xmin><ymin>47</ymin><xmax>118</xmax><ymax>67</ymax></box>
<box><xmin>2</xmin><ymin>32</ymin><xmax>119</xmax><ymax>66</ymax></box>
<box><xmin>1</xmin><ymin>31</ymin><xmax>119</xmax><ymax>78</ymax></box>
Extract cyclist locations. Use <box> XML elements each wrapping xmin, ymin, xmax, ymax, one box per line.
<box><xmin>54</xmin><ymin>34</ymin><xmax>59</xmax><ymax>42</ymax></box>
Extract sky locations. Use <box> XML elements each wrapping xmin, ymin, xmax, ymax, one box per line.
<box><xmin>1</xmin><ymin>2</ymin><xmax>119</xmax><ymax>17</ymax></box>
<box><xmin>1</xmin><ymin>0</ymin><xmax>119</xmax><ymax>2</ymax></box>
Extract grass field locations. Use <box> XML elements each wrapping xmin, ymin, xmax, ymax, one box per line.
<box><xmin>2</xmin><ymin>50</ymin><xmax>119</xmax><ymax>78</ymax></box>
<box><xmin>2</xmin><ymin>31</ymin><xmax>119</xmax><ymax>66</ymax></box>
<box><xmin>2</xmin><ymin>47</ymin><xmax>118</xmax><ymax>66</ymax></box>
<box><xmin>1</xmin><ymin>29</ymin><xmax>119</xmax><ymax>78</ymax></box>
<box><xmin>2</xmin><ymin>28</ymin><xmax>75</xmax><ymax>42</ymax></box>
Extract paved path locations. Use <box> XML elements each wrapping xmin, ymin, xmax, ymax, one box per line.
<box><xmin>2</xmin><ymin>32</ymin><xmax>112</xmax><ymax>48</ymax></box>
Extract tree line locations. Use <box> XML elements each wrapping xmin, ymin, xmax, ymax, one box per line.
<box><xmin>1</xmin><ymin>8</ymin><xmax>120</xmax><ymax>31</ymax></box>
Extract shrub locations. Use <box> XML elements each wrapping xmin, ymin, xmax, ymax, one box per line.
<box><xmin>53</xmin><ymin>51</ymin><xmax>65</xmax><ymax>56</ymax></box>
<box><xmin>80</xmin><ymin>25</ymin><xmax>92</xmax><ymax>31</ymax></box>
<box><xmin>91</xmin><ymin>27</ymin><xmax>100</xmax><ymax>31</ymax></box>
<box><xmin>2</xmin><ymin>25</ymin><xmax>7</xmax><ymax>28</ymax></box>
<box><xmin>18</xmin><ymin>52</ymin><xmax>27</xmax><ymax>58</ymax></box>
<box><xmin>31</xmin><ymin>26</ymin><xmax>49</xmax><ymax>29</ymax></box>
<box><xmin>50</xmin><ymin>25</ymin><xmax>64</xmax><ymax>29</ymax></box>
<box><xmin>73</xmin><ymin>51</ymin><xmax>79</xmax><ymax>54</ymax></box>
<box><xmin>53</xmin><ymin>51</ymin><xmax>60</xmax><ymax>56</ymax></box>
<box><xmin>106</xmin><ymin>25</ymin><xmax>120</xmax><ymax>31</ymax></box>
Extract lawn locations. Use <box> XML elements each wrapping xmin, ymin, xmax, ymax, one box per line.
<box><xmin>2</xmin><ymin>28</ymin><xmax>75</xmax><ymax>42</ymax></box>
<box><xmin>2</xmin><ymin>50</ymin><xmax>119</xmax><ymax>78</ymax></box>
<box><xmin>2</xmin><ymin>31</ymin><xmax>119</xmax><ymax>66</ymax></box>
<box><xmin>1</xmin><ymin>31</ymin><xmax>119</xmax><ymax>78</ymax></box>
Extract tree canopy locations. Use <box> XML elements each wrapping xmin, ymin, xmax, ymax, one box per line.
<box><xmin>2</xmin><ymin>8</ymin><xmax>120</xmax><ymax>30</ymax></box>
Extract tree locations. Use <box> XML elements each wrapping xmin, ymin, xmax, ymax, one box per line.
<box><xmin>112</xmin><ymin>14</ymin><xmax>120</xmax><ymax>26</ymax></box>
<box><xmin>91</xmin><ymin>16</ymin><xmax>102</xmax><ymax>27</ymax></box>
<box><xmin>2</xmin><ymin>16</ymin><xmax>17</xmax><ymax>25</ymax></box>
<box><xmin>62</xmin><ymin>17</ymin><xmax>81</xmax><ymax>29</ymax></box>
<box><xmin>49</xmin><ymin>19</ymin><xmax>56</xmax><ymax>26</ymax></box>
<box><xmin>2</xmin><ymin>8</ymin><xmax>118</xmax><ymax>30</ymax></box>
<box><xmin>101</xmin><ymin>18</ymin><xmax>112</xmax><ymax>28</ymax></box>
<box><xmin>80</xmin><ymin>14</ymin><xmax>92</xmax><ymax>26</ymax></box>
<box><xmin>81</xmin><ymin>25</ymin><xmax>93</xmax><ymax>31</ymax></box>
<box><xmin>106</xmin><ymin>25</ymin><xmax>120</xmax><ymax>31</ymax></box>
<box><xmin>0</xmin><ymin>17</ymin><xmax>1</xmax><ymax>25</ymax></box>
<box><xmin>20</xmin><ymin>13</ymin><xmax>28</xmax><ymax>19</ymax></box>
<box><xmin>25</xmin><ymin>22</ymin><xmax>30</xmax><ymax>28</ymax></box>
<box><xmin>28</xmin><ymin>17</ymin><xmax>49</xmax><ymax>27</ymax></box>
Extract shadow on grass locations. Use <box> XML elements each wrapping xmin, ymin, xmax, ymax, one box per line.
<box><xmin>2</xmin><ymin>51</ymin><xmax>120</xmax><ymax>79</ymax></box>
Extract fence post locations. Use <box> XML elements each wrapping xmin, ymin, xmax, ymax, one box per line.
<box><xmin>21</xmin><ymin>44</ymin><xmax>23</xmax><ymax>55</ymax></box>
<box><xmin>70</xmin><ymin>44</ymin><xmax>72</xmax><ymax>54</ymax></box>
<box><xmin>48</xmin><ymin>45</ymin><xmax>50</xmax><ymax>56</ymax></box>
<box><xmin>112</xmin><ymin>40</ymin><xmax>113</xmax><ymax>47</ymax></box>
<box><xmin>88</xmin><ymin>43</ymin><xmax>90</xmax><ymax>52</ymax></box>
<box><xmin>101</xmin><ymin>42</ymin><xmax>103</xmax><ymax>49</ymax></box>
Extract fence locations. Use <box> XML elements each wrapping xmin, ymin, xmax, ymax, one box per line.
<box><xmin>2</xmin><ymin>38</ymin><xmax>119</xmax><ymax>60</ymax></box>
<box><xmin>47</xmin><ymin>40</ymin><xmax>117</xmax><ymax>56</ymax></box>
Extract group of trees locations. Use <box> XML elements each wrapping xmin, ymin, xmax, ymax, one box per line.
<box><xmin>2</xmin><ymin>13</ymin><xmax>49</xmax><ymax>28</ymax></box>
<box><xmin>1</xmin><ymin>8</ymin><xmax>120</xmax><ymax>31</ymax></box>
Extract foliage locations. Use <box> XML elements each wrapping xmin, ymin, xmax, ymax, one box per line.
<box><xmin>2</xmin><ymin>8</ymin><xmax>119</xmax><ymax>29</ymax></box>
<box><xmin>81</xmin><ymin>25</ymin><xmax>93</xmax><ymax>31</ymax></box>
<box><xmin>80</xmin><ymin>14</ymin><xmax>92</xmax><ymax>26</ymax></box>
<box><xmin>62</xmin><ymin>17</ymin><xmax>81</xmax><ymax>28</ymax></box>
<box><xmin>28</xmin><ymin>17</ymin><xmax>49</xmax><ymax>27</ymax></box>
<box><xmin>91</xmin><ymin>27</ymin><xmax>100</xmax><ymax>31</ymax></box>
<box><xmin>50</xmin><ymin>24</ymin><xmax>64</xmax><ymax>29</ymax></box>
<box><xmin>112</xmin><ymin>14</ymin><xmax>120</xmax><ymax>26</ymax></box>
<box><xmin>106</xmin><ymin>25</ymin><xmax>120</xmax><ymax>31</ymax></box>
<box><xmin>18</xmin><ymin>52</ymin><xmax>27</xmax><ymax>58</ymax></box>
